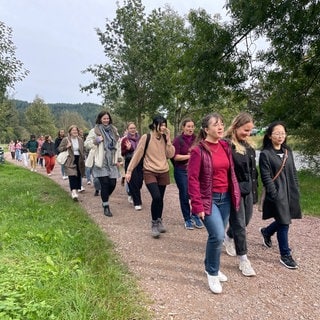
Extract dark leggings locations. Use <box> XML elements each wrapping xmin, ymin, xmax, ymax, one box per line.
<box><xmin>98</xmin><ymin>176</ymin><xmax>117</xmax><ymax>203</ymax></box>
<box><xmin>146</xmin><ymin>183</ymin><xmax>166</xmax><ymax>220</ymax></box>
<box><xmin>69</xmin><ymin>155</ymin><xmax>82</xmax><ymax>191</ymax></box>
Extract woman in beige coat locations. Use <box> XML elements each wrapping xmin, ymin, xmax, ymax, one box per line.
<box><xmin>59</xmin><ymin>125</ymin><xmax>85</xmax><ymax>201</ymax></box>
<box><xmin>84</xmin><ymin>111</ymin><xmax>122</xmax><ymax>217</ymax></box>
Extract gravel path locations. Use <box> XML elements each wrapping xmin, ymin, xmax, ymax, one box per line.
<box><xmin>8</xmin><ymin>156</ymin><xmax>320</xmax><ymax>319</ymax></box>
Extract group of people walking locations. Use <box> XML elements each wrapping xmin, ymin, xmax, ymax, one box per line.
<box><xmin>10</xmin><ymin>109</ymin><xmax>301</xmax><ymax>295</ymax></box>
<box><xmin>187</xmin><ymin>112</ymin><xmax>301</xmax><ymax>294</ymax></box>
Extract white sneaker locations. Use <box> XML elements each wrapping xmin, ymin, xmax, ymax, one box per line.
<box><xmin>218</xmin><ymin>270</ymin><xmax>228</xmax><ymax>282</ymax></box>
<box><xmin>78</xmin><ymin>186</ymin><xmax>85</xmax><ymax>192</ymax></box>
<box><xmin>30</xmin><ymin>168</ymin><xmax>34</xmax><ymax>172</ymax></box>
<box><xmin>205</xmin><ymin>272</ymin><xmax>222</xmax><ymax>294</ymax></box>
<box><xmin>87</xmin><ymin>181</ymin><xmax>91</xmax><ymax>185</ymax></box>
<box><xmin>128</xmin><ymin>196</ymin><xmax>133</xmax><ymax>204</ymax></box>
<box><xmin>134</xmin><ymin>205</ymin><xmax>142</xmax><ymax>211</ymax></box>
<box><xmin>62</xmin><ymin>175</ymin><xmax>68</xmax><ymax>180</ymax></box>
<box><xmin>71</xmin><ymin>190</ymin><xmax>78</xmax><ymax>201</ymax></box>
<box><xmin>223</xmin><ymin>237</ymin><xmax>236</xmax><ymax>257</ymax></box>
<box><xmin>48</xmin><ymin>173</ymin><xmax>52</xmax><ymax>176</ymax></box>
<box><xmin>239</xmin><ymin>259</ymin><xmax>256</xmax><ymax>277</ymax></box>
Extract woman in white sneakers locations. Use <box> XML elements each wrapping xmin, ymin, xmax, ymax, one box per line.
<box><xmin>59</xmin><ymin>125</ymin><xmax>85</xmax><ymax>201</ymax></box>
<box><xmin>224</xmin><ymin>112</ymin><xmax>258</xmax><ymax>277</ymax></box>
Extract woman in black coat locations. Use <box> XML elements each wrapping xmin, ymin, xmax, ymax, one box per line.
<box><xmin>259</xmin><ymin>121</ymin><xmax>301</xmax><ymax>269</ymax></box>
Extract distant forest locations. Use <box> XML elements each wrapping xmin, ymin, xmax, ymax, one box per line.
<box><xmin>14</xmin><ymin>100</ymin><xmax>102</xmax><ymax>129</ymax></box>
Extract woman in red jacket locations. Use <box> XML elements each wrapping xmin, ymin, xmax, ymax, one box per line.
<box><xmin>188</xmin><ymin>113</ymin><xmax>240</xmax><ymax>294</ymax></box>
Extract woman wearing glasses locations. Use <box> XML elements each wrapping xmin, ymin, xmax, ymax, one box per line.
<box><xmin>259</xmin><ymin>121</ymin><xmax>301</xmax><ymax>269</ymax></box>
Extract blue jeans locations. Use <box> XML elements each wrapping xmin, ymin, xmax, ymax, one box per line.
<box><xmin>85</xmin><ymin>166</ymin><xmax>92</xmax><ymax>183</ymax></box>
<box><xmin>61</xmin><ymin>164</ymin><xmax>66</xmax><ymax>177</ymax></box>
<box><xmin>174</xmin><ymin>167</ymin><xmax>191</xmax><ymax>221</ymax></box>
<box><xmin>264</xmin><ymin>221</ymin><xmax>290</xmax><ymax>256</ymax></box>
<box><xmin>204</xmin><ymin>192</ymin><xmax>231</xmax><ymax>276</ymax></box>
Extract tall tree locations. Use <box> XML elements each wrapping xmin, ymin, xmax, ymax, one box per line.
<box><xmin>0</xmin><ymin>21</ymin><xmax>29</xmax><ymax>101</ymax></box>
<box><xmin>227</xmin><ymin>0</ymin><xmax>320</xmax><ymax>156</ymax></box>
<box><xmin>0</xmin><ymin>99</ymin><xmax>19</xmax><ymax>142</ymax></box>
<box><xmin>57</xmin><ymin>110</ymin><xmax>89</xmax><ymax>133</ymax></box>
<box><xmin>25</xmin><ymin>96</ymin><xmax>57</xmax><ymax>137</ymax></box>
<box><xmin>81</xmin><ymin>1</ymin><xmax>190</xmax><ymax>132</ymax></box>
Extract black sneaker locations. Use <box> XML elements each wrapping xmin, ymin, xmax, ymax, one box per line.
<box><xmin>280</xmin><ymin>255</ymin><xmax>298</xmax><ymax>269</ymax></box>
<box><xmin>259</xmin><ymin>227</ymin><xmax>272</xmax><ymax>248</ymax></box>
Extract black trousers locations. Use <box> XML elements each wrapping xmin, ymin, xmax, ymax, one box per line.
<box><xmin>127</xmin><ymin>161</ymin><xmax>143</xmax><ymax>206</ymax></box>
<box><xmin>68</xmin><ymin>155</ymin><xmax>82</xmax><ymax>191</ymax></box>
<box><xmin>146</xmin><ymin>182</ymin><xmax>166</xmax><ymax>221</ymax></box>
<box><xmin>98</xmin><ymin>176</ymin><xmax>117</xmax><ymax>203</ymax></box>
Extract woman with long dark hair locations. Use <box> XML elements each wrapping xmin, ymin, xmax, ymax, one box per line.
<box><xmin>188</xmin><ymin>113</ymin><xmax>240</xmax><ymax>294</ymax></box>
<box><xmin>259</xmin><ymin>121</ymin><xmax>301</xmax><ymax>269</ymax></box>
<box><xmin>85</xmin><ymin>111</ymin><xmax>122</xmax><ymax>217</ymax></box>
<box><xmin>125</xmin><ymin>115</ymin><xmax>175</xmax><ymax>238</ymax></box>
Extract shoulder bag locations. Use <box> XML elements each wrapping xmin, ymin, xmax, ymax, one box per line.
<box><xmin>57</xmin><ymin>150</ymin><xmax>69</xmax><ymax>165</ymax></box>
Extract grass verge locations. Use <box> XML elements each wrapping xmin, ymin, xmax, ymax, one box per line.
<box><xmin>0</xmin><ymin>163</ymin><xmax>151</xmax><ymax>320</ymax></box>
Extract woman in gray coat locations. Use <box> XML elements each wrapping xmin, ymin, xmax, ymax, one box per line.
<box><xmin>259</xmin><ymin>121</ymin><xmax>301</xmax><ymax>269</ymax></box>
<box><xmin>59</xmin><ymin>125</ymin><xmax>85</xmax><ymax>201</ymax></box>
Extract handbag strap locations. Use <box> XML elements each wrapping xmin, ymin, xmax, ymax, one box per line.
<box><xmin>272</xmin><ymin>149</ymin><xmax>288</xmax><ymax>181</ymax></box>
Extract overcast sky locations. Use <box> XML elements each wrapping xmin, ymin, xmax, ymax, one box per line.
<box><xmin>1</xmin><ymin>0</ymin><xmax>228</xmax><ymax>104</ymax></box>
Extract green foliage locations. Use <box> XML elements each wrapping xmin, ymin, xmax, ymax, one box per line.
<box><xmin>0</xmin><ymin>21</ymin><xmax>29</xmax><ymax>100</ymax></box>
<box><xmin>25</xmin><ymin>96</ymin><xmax>57</xmax><ymax>137</ymax></box>
<box><xmin>0</xmin><ymin>164</ymin><xmax>151</xmax><ymax>319</ymax></box>
<box><xmin>81</xmin><ymin>0</ymin><xmax>244</xmax><ymax>135</ymax></box>
<box><xmin>0</xmin><ymin>99</ymin><xmax>19</xmax><ymax>143</ymax></box>
<box><xmin>227</xmin><ymin>0</ymin><xmax>320</xmax><ymax>159</ymax></box>
<box><xmin>298</xmin><ymin>169</ymin><xmax>320</xmax><ymax>216</ymax></box>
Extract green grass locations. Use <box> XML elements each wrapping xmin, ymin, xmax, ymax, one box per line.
<box><xmin>298</xmin><ymin>170</ymin><xmax>320</xmax><ymax>216</ymax></box>
<box><xmin>0</xmin><ymin>163</ymin><xmax>151</xmax><ymax>320</ymax></box>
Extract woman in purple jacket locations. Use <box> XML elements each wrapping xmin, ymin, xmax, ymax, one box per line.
<box><xmin>172</xmin><ymin>118</ymin><xmax>203</xmax><ymax>230</ymax></box>
<box><xmin>188</xmin><ymin>113</ymin><xmax>240</xmax><ymax>294</ymax></box>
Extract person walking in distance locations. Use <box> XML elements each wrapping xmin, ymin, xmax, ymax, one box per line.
<box><xmin>172</xmin><ymin>118</ymin><xmax>203</xmax><ymax>230</ymax></box>
<box><xmin>8</xmin><ymin>140</ymin><xmax>15</xmax><ymax>160</ymax></box>
<box><xmin>26</xmin><ymin>134</ymin><xmax>39</xmax><ymax>172</ymax></box>
<box><xmin>41</xmin><ymin>135</ymin><xmax>56</xmax><ymax>176</ymax></box>
<box><xmin>223</xmin><ymin>112</ymin><xmax>258</xmax><ymax>276</ymax></box>
<box><xmin>188</xmin><ymin>113</ymin><xmax>240</xmax><ymax>294</ymax></box>
<box><xmin>259</xmin><ymin>121</ymin><xmax>301</xmax><ymax>269</ymax></box>
<box><xmin>121</xmin><ymin>122</ymin><xmax>143</xmax><ymax>211</ymax></box>
<box><xmin>84</xmin><ymin>111</ymin><xmax>122</xmax><ymax>217</ymax></box>
<box><xmin>125</xmin><ymin>115</ymin><xmax>175</xmax><ymax>238</ymax></box>
<box><xmin>55</xmin><ymin>129</ymin><xmax>68</xmax><ymax>180</ymax></box>
<box><xmin>59</xmin><ymin>125</ymin><xmax>85</xmax><ymax>201</ymax></box>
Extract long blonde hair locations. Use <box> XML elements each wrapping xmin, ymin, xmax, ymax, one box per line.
<box><xmin>225</xmin><ymin>112</ymin><xmax>255</xmax><ymax>154</ymax></box>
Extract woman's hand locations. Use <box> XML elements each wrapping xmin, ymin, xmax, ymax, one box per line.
<box><xmin>125</xmin><ymin>140</ymin><xmax>131</xmax><ymax>150</ymax></box>
<box><xmin>95</xmin><ymin>136</ymin><xmax>103</xmax><ymax>144</ymax></box>
<box><xmin>164</xmin><ymin>128</ymin><xmax>171</xmax><ymax>141</ymax></box>
<box><xmin>125</xmin><ymin>172</ymin><xmax>131</xmax><ymax>183</ymax></box>
<box><xmin>197</xmin><ymin>212</ymin><xmax>205</xmax><ymax>220</ymax></box>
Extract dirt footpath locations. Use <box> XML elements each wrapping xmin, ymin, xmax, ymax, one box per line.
<box><xmin>8</xmin><ymin>156</ymin><xmax>320</xmax><ymax>320</ymax></box>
